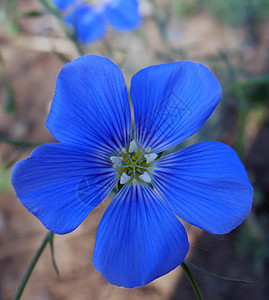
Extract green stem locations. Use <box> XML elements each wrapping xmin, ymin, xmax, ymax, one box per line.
<box><xmin>49</xmin><ymin>232</ymin><xmax>60</xmax><ymax>276</ymax></box>
<box><xmin>185</xmin><ymin>261</ymin><xmax>254</xmax><ymax>285</ymax></box>
<box><xmin>38</xmin><ymin>0</ymin><xmax>84</xmax><ymax>56</ymax></box>
<box><xmin>181</xmin><ymin>261</ymin><xmax>204</xmax><ymax>300</ymax></box>
<box><xmin>0</xmin><ymin>136</ymin><xmax>41</xmax><ymax>147</ymax></box>
<box><xmin>149</xmin><ymin>0</ymin><xmax>180</xmax><ymax>62</ymax></box>
<box><xmin>14</xmin><ymin>232</ymin><xmax>52</xmax><ymax>300</ymax></box>
<box><xmin>234</xmin><ymin>87</ymin><xmax>247</xmax><ymax>159</ymax></box>
<box><xmin>5</xmin><ymin>146</ymin><xmax>27</xmax><ymax>169</ymax></box>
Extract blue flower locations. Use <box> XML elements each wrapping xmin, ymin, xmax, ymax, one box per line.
<box><xmin>11</xmin><ymin>55</ymin><xmax>253</xmax><ymax>288</ymax></box>
<box><xmin>52</xmin><ymin>0</ymin><xmax>141</xmax><ymax>43</ymax></box>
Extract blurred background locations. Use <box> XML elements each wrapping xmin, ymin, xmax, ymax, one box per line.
<box><xmin>0</xmin><ymin>0</ymin><xmax>269</xmax><ymax>299</ymax></box>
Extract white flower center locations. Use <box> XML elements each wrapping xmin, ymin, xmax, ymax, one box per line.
<box><xmin>110</xmin><ymin>140</ymin><xmax>157</xmax><ymax>185</ymax></box>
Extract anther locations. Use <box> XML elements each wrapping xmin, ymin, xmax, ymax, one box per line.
<box><xmin>120</xmin><ymin>173</ymin><xmax>131</xmax><ymax>184</ymax></box>
<box><xmin>144</xmin><ymin>153</ymin><xmax>158</xmax><ymax>164</ymax></box>
<box><xmin>129</xmin><ymin>140</ymin><xmax>138</xmax><ymax>153</ymax></box>
<box><xmin>139</xmin><ymin>172</ymin><xmax>152</xmax><ymax>183</ymax></box>
<box><xmin>110</xmin><ymin>156</ymin><xmax>124</xmax><ymax>165</ymax></box>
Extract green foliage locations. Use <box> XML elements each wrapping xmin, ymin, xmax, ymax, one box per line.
<box><xmin>0</xmin><ymin>54</ymin><xmax>17</xmax><ymax>116</ymax></box>
<box><xmin>0</xmin><ymin>0</ymin><xmax>20</xmax><ymax>38</ymax></box>
<box><xmin>172</xmin><ymin>0</ymin><xmax>200</xmax><ymax>17</ymax></box>
<box><xmin>237</xmin><ymin>216</ymin><xmax>269</xmax><ymax>274</ymax></box>
<box><xmin>199</xmin><ymin>0</ymin><xmax>269</xmax><ymax>27</ymax></box>
<box><xmin>0</xmin><ymin>165</ymin><xmax>12</xmax><ymax>192</ymax></box>
<box><xmin>172</xmin><ymin>0</ymin><xmax>269</xmax><ymax>27</ymax></box>
<box><xmin>2</xmin><ymin>76</ymin><xmax>17</xmax><ymax>115</ymax></box>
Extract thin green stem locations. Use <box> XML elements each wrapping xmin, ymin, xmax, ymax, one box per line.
<box><xmin>181</xmin><ymin>261</ymin><xmax>204</xmax><ymax>300</ymax></box>
<box><xmin>185</xmin><ymin>261</ymin><xmax>254</xmax><ymax>285</ymax></box>
<box><xmin>149</xmin><ymin>0</ymin><xmax>180</xmax><ymax>62</ymax></box>
<box><xmin>14</xmin><ymin>232</ymin><xmax>52</xmax><ymax>300</ymax></box>
<box><xmin>0</xmin><ymin>52</ymin><xmax>17</xmax><ymax>115</ymax></box>
<box><xmin>5</xmin><ymin>146</ymin><xmax>27</xmax><ymax>169</ymax></box>
<box><xmin>0</xmin><ymin>136</ymin><xmax>41</xmax><ymax>147</ymax></box>
<box><xmin>38</xmin><ymin>0</ymin><xmax>84</xmax><ymax>56</ymax></box>
<box><xmin>49</xmin><ymin>232</ymin><xmax>60</xmax><ymax>276</ymax></box>
<box><xmin>234</xmin><ymin>87</ymin><xmax>248</xmax><ymax>159</ymax></box>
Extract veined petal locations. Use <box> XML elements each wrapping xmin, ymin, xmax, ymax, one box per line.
<box><xmin>131</xmin><ymin>61</ymin><xmax>222</xmax><ymax>153</ymax></box>
<box><xmin>46</xmin><ymin>55</ymin><xmax>132</xmax><ymax>155</ymax></box>
<box><xmin>104</xmin><ymin>0</ymin><xmax>141</xmax><ymax>31</ymax></box>
<box><xmin>152</xmin><ymin>142</ymin><xmax>253</xmax><ymax>234</ymax></box>
<box><xmin>93</xmin><ymin>184</ymin><xmax>189</xmax><ymax>288</ymax></box>
<box><xmin>66</xmin><ymin>5</ymin><xmax>106</xmax><ymax>43</ymax></box>
<box><xmin>11</xmin><ymin>143</ymin><xmax>117</xmax><ymax>234</ymax></box>
<box><xmin>52</xmin><ymin>0</ymin><xmax>79</xmax><ymax>10</ymax></box>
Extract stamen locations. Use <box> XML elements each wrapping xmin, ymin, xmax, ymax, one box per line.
<box><xmin>129</xmin><ymin>140</ymin><xmax>138</xmax><ymax>153</ymax></box>
<box><xmin>139</xmin><ymin>172</ymin><xmax>152</xmax><ymax>183</ymax></box>
<box><xmin>135</xmin><ymin>151</ymin><xmax>145</xmax><ymax>164</ymax></box>
<box><xmin>122</xmin><ymin>148</ymin><xmax>132</xmax><ymax>162</ymax></box>
<box><xmin>118</xmin><ymin>165</ymin><xmax>132</xmax><ymax>168</ymax></box>
<box><xmin>144</xmin><ymin>153</ymin><xmax>158</xmax><ymax>164</ymax></box>
<box><xmin>120</xmin><ymin>173</ymin><xmax>131</xmax><ymax>184</ymax></box>
<box><xmin>137</xmin><ymin>165</ymin><xmax>149</xmax><ymax>170</ymax></box>
<box><xmin>110</xmin><ymin>156</ymin><xmax>124</xmax><ymax>165</ymax></box>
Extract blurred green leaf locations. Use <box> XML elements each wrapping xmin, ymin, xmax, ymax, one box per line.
<box><xmin>0</xmin><ymin>53</ymin><xmax>17</xmax><ymax>116</ymax></box>
<box><xmin>0</xmin><ymin>0</ymin><xmax>20</xmax><ymax>38</ymax></box>
<box><xmin>172</xmin><ymin>0</ymin><xmax>199</xmax><ymax>17</ymax></box>
<box><xmin>22</xmin><ymin>11</ymin><xmax>44</xmax><ymax>18</ymax></box>
<box><xmin>198</xmin><ymin>0</ymin><xmax>269</xmax><ymax>27</ymax></box>
<box><xmin>3</xmin><ymin>78</ymin><xmax>17</xmax><ymax>115</ymax></box>
<box><xmin>0</xmin><ymin>164</ymin><xmax>12</xmax><ymax>192</ymax></box>
<box><xmin>225</xmin><ymin>75</ymin><xmax>269</xmax><ymax>106</ymax></box>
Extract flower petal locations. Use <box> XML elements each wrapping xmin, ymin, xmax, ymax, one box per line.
<box><xmin>66</xmin><ymin>5</ymin><xmax>106</xmax><ymax>43</ymax></box>
<box><xmin>152</xmin><ymin>142</ymin><xmax>253</xmax><ymax>234</ymax></box>
<box><xmin>52</xmin><ymin>0</ymin><xmax>79</xmax><ymax>10</ymax></box>
<box><xmin>131</xmin><ymin>61</ymin><xmax>222</xmax><ymax>153</ymax></box>
<box><xmin>93</xmin><ymin>183</ymin><xmax>189</xmax><ymax>288</ymax></box>
<box><xmin>46</xmin><ymin>55</ymin><xmax>132</xmax><ymax>155</ymax></box>
<box><xmin>104</xmin><ymin>0</ymin><xmax>141</xmax><ymax>31</ymax></box>
<box><xmin>11</xmin><ymin>143</ymin><xmax>117</xmax><ymax>234</ymax></box>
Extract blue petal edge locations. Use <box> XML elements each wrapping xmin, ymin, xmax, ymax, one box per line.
<box><xmin>152</xmin><ymin>141</ymin><xmax>253</xmax><ymax>234</ymax></box>
<box><xmin>104</xmin><ymin>0</ymin><xmax>141</xmax><ymax>31</ymax></box>
<box><xmin>11</xmin><ymin>143</ymin><xmax>117</xmax><ymax>234</ymax></box>
<box><xmin>93</xmin><ymin>183</ymin><xmax>189</xmax><ymax>288</ymax></box>
<box><xmin>131</xmin><ymin>61</ymin><xmax>222</xmax><ymax>153</ymax></box>
<box><xmin>66</xmin><ymin>5</ymin><xmax>107</xmax><ymax>43</ymax></box>
<box><xmin>46</xmin><ymin>55</ymin><xmax>132</xmax><ymax>156</ymax></box>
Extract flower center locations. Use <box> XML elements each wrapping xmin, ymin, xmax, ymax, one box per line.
<box><xmin>110</xmin><ymin>140</ymin><xmax>157</xmax><ymax>185</ymax></box>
